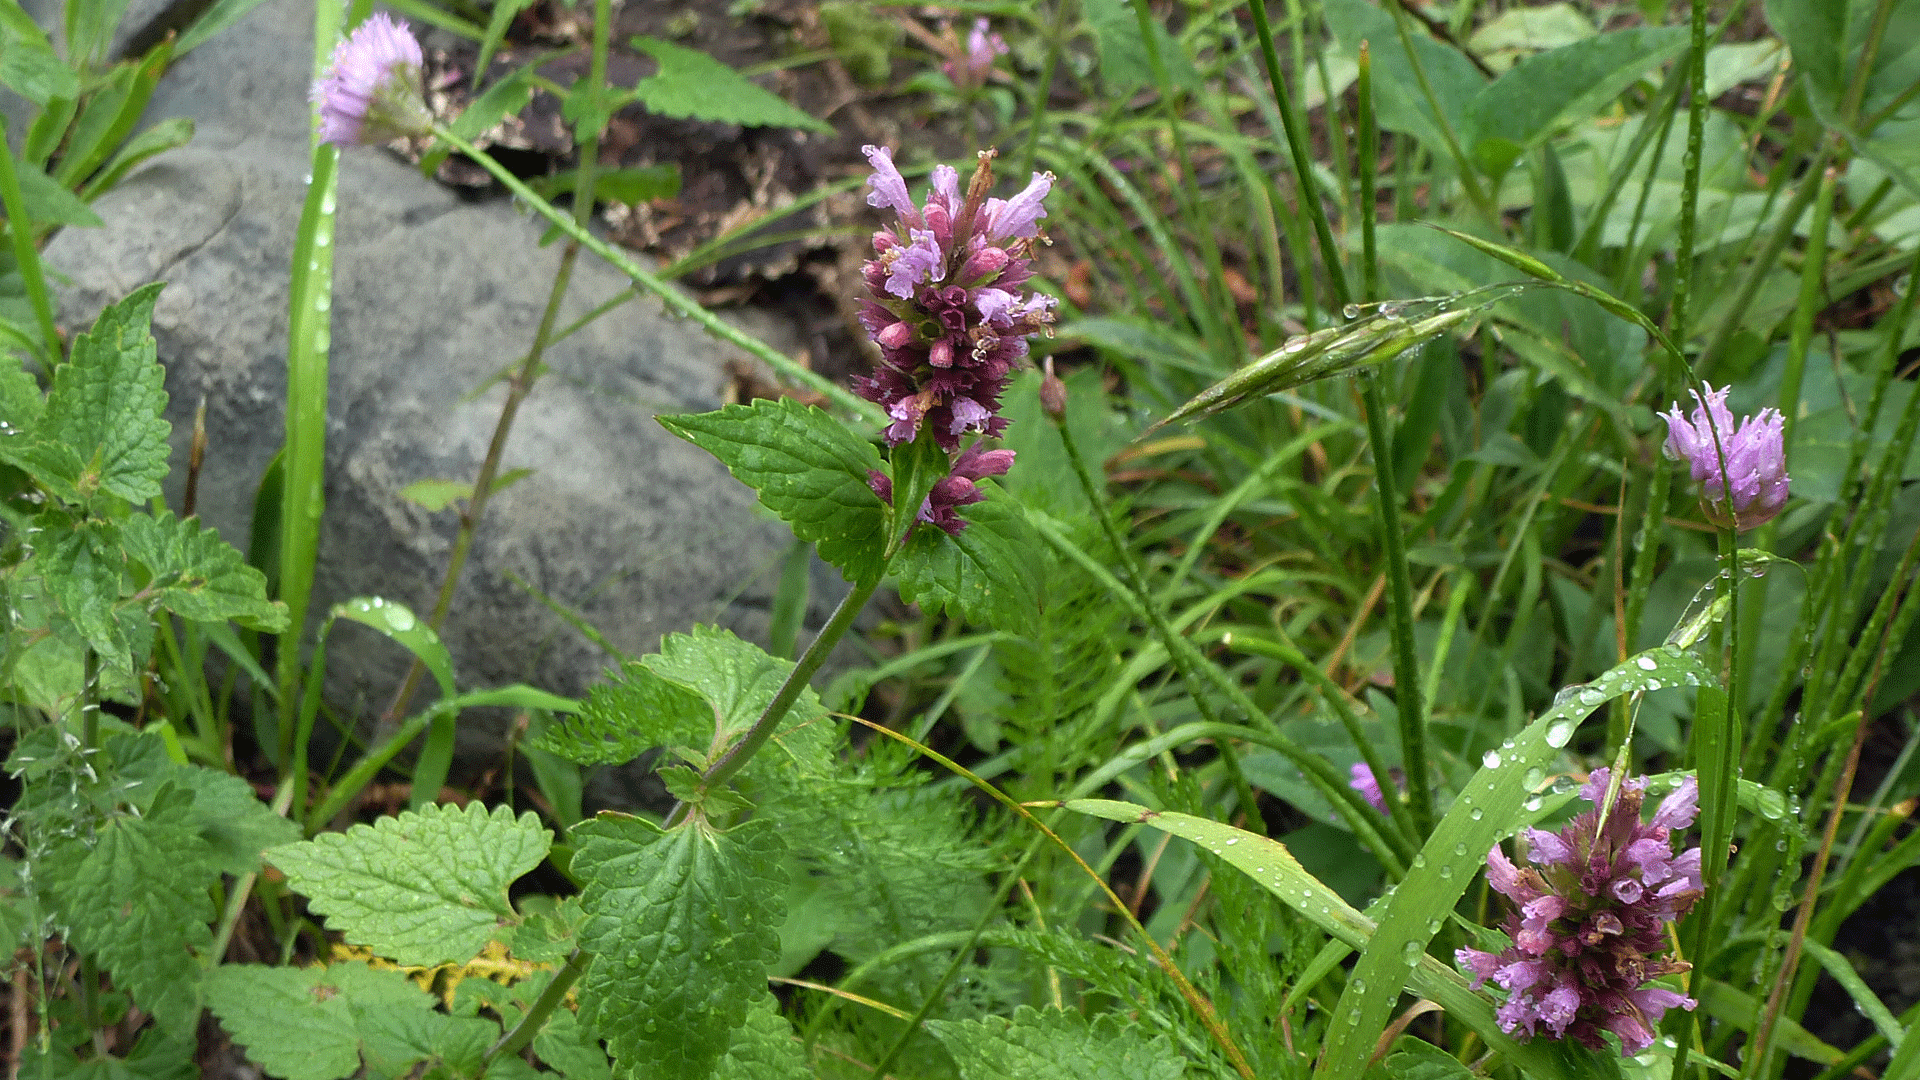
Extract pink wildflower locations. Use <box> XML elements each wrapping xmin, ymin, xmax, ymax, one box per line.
<box><xmin>1659</xmin><ymin>385</ymin><xmax>1790</xmax><ymax>530</ymax></box>
<box><xmin>867</xmin><ymin>444</ymin><xmax>1016</xmax><ymax>537</ymax></box>
<box><xmin>1457</xmin><ymin>770</ymin><xmax>1703</xmax><ymax>1056</ymax></box>
<box><xmin>943</xmin><ymin>18</ymin><xmax>1008</xmax><ymax>89</ymax></box>
<box><xmin>311</xmin><ymin>14</ymin><xmax>434</xmax><ymax>146</ymax></box>
<box><xmin>1349</xmin><ymin>763</ymin><xmax>1401</xmax><ymax>814</ymax></box>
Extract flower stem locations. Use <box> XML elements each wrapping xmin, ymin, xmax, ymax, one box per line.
<box><xmin>481</xmin><ymin>947</ymin><xmax>590</xmax><ymax>1070</ymax></box>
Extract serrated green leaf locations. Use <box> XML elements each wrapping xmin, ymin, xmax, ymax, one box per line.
<box><xmin>0</xmin><ymin>349</ymin><xmax>43</xmax><ymax>427</ymax></box>
<box><xmin>40</xmin><ymin>283</ymin><xmax>169</xmax><ymax>502</ymax></box>
<box><xmin>714</xmin><ymin>994</ymin><xmax>810</xmax><ymax>1080</ymax></box>
<box><xmin>532</xmin><ymin>1005</ymin><xmax>613</xmax><ymax>1080</ymax></box>
<box><xmin>627</xmin><ymin>37</ymin><xmax>833</xmax><ymax>133</ymax></box>
<box><xmin>535</xmin><ymin>659</ymin><xmax>714</xmax><ymax>765</ymax></box>
<box><xmin>266</xmin><ymin>803</ymin><xmax>551</xmax><ymax>967</ymax></box>
<box><xmin>571</xmin><ymin>813</ymin><xmax>786</xmax><ymax>1079</ymax></box>
<box><xmin>927</xmin><ymin>1006</ymin><xmax>1187</xmax><ymax>1080</ymax></box>
<box><xmin>39</xmin><ymin>786</ymin><xmax>219</xmax><ymax>1031</ymax></box>
<box><xmin>891</xmin><ymin>494</ymin><xmax>1040</xmax><ymax>631</ymax></box>
<box><xmin>1374</xmin><ymin>1041</ymin><xmax>1477</xmax><ymax>1080</ymax></box>
<box><xmin>205</xmin><ymin>961</ymin><xmax>452</xmax><ymax>1080</ymax></box>
<box><xmin>119</xmin><ymin>510</ymin><xmax>288</xmax><ymax>631</ymax></box>
<box><xmin>39</xmin><ymin>515</ymin><xmax>127</xmax><ymax>662</ymax></box>
<box><xmin>1321</xmin><ymin>646</ymin><xmax>1715</xmax><ymax>1080</ymax></box>
<box><xmin>658</xmin><ymin>398</ymin><xmax>886</xmax><ymax>583</ymax></box>
<box><xmin>646</xmin><ymin>625</ymin><xmax>820</xmax><ymax>746</ymax></box>
<box><xmin>108</xmin><ymin>733</ymin><xmax>299</xmax><ymax>875</ymax></box>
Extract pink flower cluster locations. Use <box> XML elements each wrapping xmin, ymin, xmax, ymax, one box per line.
<box><xmin>311</xmin><ymin>14</ymin><xmax>434</xmax><ymax>147</ymax></box>
<box><xmin>944</xmin><ymin>18</ymin><xmax>1009</xmax><ymax>89</ymax></box>
<box><xmin>1659</xmin><ymin>384</ymin><xmax>1789</xmax><ymax>531</ymax></box>
<box><xmin>1457</xmin><ymin>770</ymin><xmax>1703</xmax><ymax>1056</ymax></box>
<box><xmin>856</xmin><ymin>146</ymin><xmax>1055</xmax><ymax>534</ymax></box>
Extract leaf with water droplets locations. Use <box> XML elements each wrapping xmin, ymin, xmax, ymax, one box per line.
<box><xmin>1315</xmin><ymin>646</ymin><xmax>1715</xmax><ymax>1080</ymax></box>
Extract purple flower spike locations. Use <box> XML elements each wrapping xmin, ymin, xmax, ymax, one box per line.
<box><xmin>1457</xmin><ymin>771</ymin><xmax>1703</xmax><ymax>1056</ymax></box>
<box><xmin>1659</xmin><ymin>384</ymin><xmax>1790</xmax><ymax>530</ymax></box>
<box><xmin>854</xmin><ymin>146</ymin><xmax>1055</xmax><ymax>535</ymax></box>
<box><xmin>312</xmin><ymin>14</ymin><xmax>433</xmax><ymax>146</ymax></box>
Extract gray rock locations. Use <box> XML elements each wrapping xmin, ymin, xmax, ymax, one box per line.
<box><xmin>40</xmin><ymin>0</ymin><xmax>849</xmax><ymax>775</ymax></box>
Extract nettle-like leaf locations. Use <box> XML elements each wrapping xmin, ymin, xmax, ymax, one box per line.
<box><xmin>38</xmin><ymin>785</ymin><xmax>220</xmax><ymax>1031</ymax></box>
<box><xmin>206</xmin><ymin>960</ymin><xmax>494</xmax><ymax>1080</ymax></box>
<box><xmin>659</xmin><ymin>398</ymin><xmax>886</xmax><ymax>584</ymax></box>
<box><xmin>266</xmin><ymin>803</ymin><xmax>551</xmax><ymax>967</ymax></box>
<box><xmin>108</xmin><ymin>732</ymin><xmax>300</xmax><ymax>876</ymax></box>
<box><xmin>572</xmin><ymin>813</ymin><xmax>786</xmax><ymax>1080</ymax></box>
<box><xmin>927</xmin><ymin>1006</ymin><xmax>1188</xmax><ymax>1080</ymax></box>
<box><xmin>627</xmin><ymin>37</ymin><xmax>833</xmax><ymax>133</ymax></box>
<box><xmin>715</xmin><ymin>994</ymin><xmax>809</xmax><ymax>1080</ymax></box>
<box><xmin>891</xmin><ymin>494</ymin><xmax>1040</xmax><ymax>631</ymax></box>
<box><xmin>38</xmin><ymin>282</ymin><xmax>170</xmax><ymax>503</ymax></box>
<box><xmin>119</xmin><ymin>510</ymin><xmax>289</xmax><ymax>631</ymax></box>
<box><xmin>38</xmin><ymin>513</ymin><xmax>127</xmax><ymax>661</ymax></box>
<box><xmin>536</xmin><ymin>659</ymin><xmax>713</xmax><ymax>765</ymax></box>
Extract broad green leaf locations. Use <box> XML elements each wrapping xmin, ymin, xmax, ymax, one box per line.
<box><xmin>79</xmin><ymin>117</ymin><xmax>195</xmax><ymax>201</ymax></box>
<box><xmin>532</xmin><ymin>1003</ymin><xmax>613</xmax><ymax>1080</ymax></box>
<box><xmin>891</xmin><ymin>494</ymin><xmax>1041</xmax><ymax>632</ymax></box>
<box><xmin>927</xmin><ymin>1006</ymin><xmax>1187</xmax><ymax>1080</ymax></box>
<box><xmin>108</xmin><ymin>732</ymin><xmax>300</xmax><ymax>876</ymax></box>
<box><xmin>39</xmin><ymin>515</ymin><xmax>127</xmax><ymax>661</ymax></box>
<box><xmin>40</xmin><ymin>283</ymin><xmax>169</xmax><ymax>502</ymax></box>
<box><xmin>119</xmin><ymin>510</ymin><xmax>288</xmax><ymax>631</ymax></box>
<box><xmin>1323</xmin><ymin>0</ymin><xmax>1485</xmax><ymax>159</ymax></box>
<box><xmin>1468</xmin><ymin>4</ymin><xmax>1595</xmax><ymax>55</ymax></box>
<box><xmin>658</xmin><ymin>398</ymin><xmax>886</xmax><ymax>583</ymax></box>
<box><xmin>1080</xmin><ymin>0</ymin><xmax>1199</xmax><ymax>93</ymax></box>
<box><xmin>39</xmin><ymin>785</ymin><xmax>219</xmax><ymax>1031</ymax></box>
<box><xmin>715</xmin><ymin>994</ymin><xmax>809</xmax><ymax>1080</ymax></box>
<box><xmin>266</xmin><ymin>802</ymin><xmax>551</xmax><ymax>967</ymax></box>
<box><xmin>1464</xmin><ymin>27</ymin><xmax>1687</xmax><ymax>179</ymax></box>
<box><xmin>1318</xmin><ymin>646</ymin><xmax>1716</xmax><ymax>1080</ymax></box>
<box><xmin>1373</xmin><ymin>1041</ymin><xmax>1477</xmax><ymax>1080</ymax></box>
<box><xmin>0</xmin><ymin>5</ymin><xmax>76</xmax><ymax>104</ymax></box>
<box><xmin>1765</xmin><ymin>0</ymin><xmax>1920</xmax><ymax>197</ymax></box>
<box><xmin>0</xmin><ymin>348</ymin><xmax>42</xmax><ymax>426</ymax></box>
<box><xmin>645</xmin><ymin>625</ymin><xmax>827</xmax><ymax>755</ymax></box>
<box><xmin>535</xmin><ymin>658</ymin><xmax>713</xmax><ymax>765</ymax></box>
<box><xmin>13</xmin><ymin>157</ymin><xmax>104</xmax><ymax>226</ymax></box>
<box><xmin>571</xmin><ymin>813</ymin><xmax>786</xmax><ymax>1079</ymax></box>
<box><xmin>627</xmin><ymin>37</ymin><xmax>833</xmax><ymax>133</ymax></box>
<box><xmin>205</xmin><ymin>961</ymin><xmax>458</xmax><ymax>1080</ymax></box>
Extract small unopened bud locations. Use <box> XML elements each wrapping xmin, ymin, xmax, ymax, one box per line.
<box><xmin>929</xmin><ymin>338</ymin><xmax>955</xmax><ymax>368</ymax></box>
<box><xmin>875</xmin><ymin>321</ymin><xmax>913</xmax><ymax>350</ymax></box>
<box><xmin>957</xmin><ymin>246</ymin><xmax>1010</xmax><ymax>284</ymax></box>
<box><xmin>1039</xmin><ymin>358</ymin><xmax>1067</xmax><ymax>421</ymax></box>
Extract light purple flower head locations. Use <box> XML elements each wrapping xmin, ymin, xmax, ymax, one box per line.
<box><xmin>1456</xmin><ymin>770</ymin><xmax>1703</xmax><ymax>1056</ymax></box>
<box><xmin>868</xmin><ymin>443</ymin><xmax>1015</xmax><ymax>537</ymax></box>
<box><xmin>944</xmin><ymin>18</ymin><xmax>1009</xmax><ymax>89</ymax></box>
<box><xmin>312</xmin><ymin>14</ymin><xmax>434</xmax><ymax>146</ymax></box>
<box><xmin>854</xmin><ymin>146</ymin><xmax>1055</xmax><ymax>535</ymax></box>
<box><xmin>1659</xmin><ymin>384</ymin><xmax>1790</xmax><ymax>530</ymax></box>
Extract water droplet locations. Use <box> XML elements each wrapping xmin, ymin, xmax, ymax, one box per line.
<box><xmin>1636</xmin><ymin>655</ymin><xmax>1658</xmax><ymax>671</ymax></box>
<box><xmin>1351</xmin><ymin>979</ymin><xmax>1368</xmax><ymax>994</ymax></box>
<box><xmin>387</xmin><ymin>607</ymin><xmax>416</xmax><ymax>631</ymax></box>
<box><xmin>1402</xmin><ymin>940</ymin><xmax>1423</xmax><ymax>961</ymax></box>
<box><xmin>1483</xmin><ymin>750</ymin><xmax>1502</xmax><ymax>769</ymax></box>
<box><xmin>1426</xmin><ymin>919</ymin><xmax>1442</xmax><ymax>935</ymax></box>
<box><xmin>1225</xmin><ymin>837</ymin><xmax>1238</xmax><ymax>846</ymax></box>
<box><xmin>320</xmin><ymin>195</ymin><xmax>336</xmax><ymax>214</ymax></box>
<box><xmin>1342</xmin><ymin>303</ymin><xmax>1363</xmax><ymax>319</ymax></box>
<box><xmin>1775</xmin><ymin>839</ymin><xmax>1788</xmax><ymax>851</ymax></box>
<box><xmin>1524</xmin><ymin>796</ymin><xmax>1543</xmax><ymax>812</ymax></box>
<box><xmin>1469</xmin><ymin>808</ymin><xmax>1484</xmax><ymax>821</ymax></box>
<box><xmin>1545</xmin><ymin>719</ymin><xmax>1577</xmax><ymax>748</ymax></box>
<box><xmin>1412</xmin><ymin>854</ymin><xmax>1427</xmax><ymax>868</ymax></box>
<box><xmin>1439</xmin><ymin>865</ymin><xmax>1454</xmax><ymax>879</ymax></box>
<box><xmin>1523</xmin><ymin>767</ymin><xmax>1545</xmax><ymax>789</ymax></box>
<box><xmin>315</xmin><ymin>297</ymin><xmax>331</xmax><ymax>312</ymax></box>
<box><xmin>1453</xmin><ymin>842</ymin><xmax>1467</xmax><ymax>856</ymax></box>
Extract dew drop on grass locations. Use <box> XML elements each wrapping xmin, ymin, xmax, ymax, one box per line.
<box><xmin>1439</xmin><ymin>865</ymin><xmax>1454</xmax><ymax>879</ymax></box>
<box><xmin>1524</xmin><ymin>797</ymin><xmax>1543</xmax><ymax>813</ymax></box>
<box><xmin>1225</xmin><ymin>837</ymin><xmax>1238</xmax><ymax>846</ymax></box>
<box><xmin>1452</xmin><ymin>842</ymin><xmax>1467</xmax><ymax>856</ymax></box>
<box><xmin>1483</xmin><ymin>750</ymin><xmax>1502</xmax><ymax>769</ymax></box>
<box><xmin>1343</xmin><ymin>303</ymin><xmax>1363</xmax><ymax>319</ymax></box>
<box><xmin>1350</xmin><ymin>979</ymin><xmax>1367</xmax><ymax>994</ymax></box>
<box><xmin>1426</xmin><ymin>919</ymin><xmax>1442</xmax><ymax>935</ymax></box>
<box><xmin>1636</xmin><ymin>655</ymin><xmax>1659</xmax><ymax>671</ymax></box>
<box><xmin>1545</xmin><ymin>718</ymin><xmax>1577</xmax><ymax>748</ymax></box>
<box><xmin>1523</xmin><ymin>767</ymin><xmax>1545</xmax><ymax>788</ymax></box>
<box><xmin>1402</xmin><ymin>940</ymin><xmax>1423</xmax><ymax>961</ymax></box>
<box><xmin>387</xmin><ymin>607</ymin><xmax>416</xmax><ymax>631</ymax></box>
<box><xmin>1469</xmin><ymin>808</ymin><xmax>1483</xmax><ymax>821</ymax></box>
<box><xmin>1411</xmin><ymin>854</ymin><xmax>1427</xmax><ymax>869</ymax></box>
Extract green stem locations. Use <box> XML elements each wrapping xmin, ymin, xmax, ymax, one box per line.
<box><xmin>482</xmin><ymin>948</ymin><xmax>590</xmax><ymax>1070</ymax></box>
<box><xmin>0</xmin><ymin>117</ymin><xmax>59</xmax><ymax>361</ymax></box>
<box><xmin>694</xmin><ymin>574</ymin><xmax>880</xmax><ymax>801</ymax></box>
<box><xmin>1359</xmin><ymin>374</ymin><xmax>1431</xmax><ymax>835</ymax></box>
<box><xmin>1245</xmin><ymin>0</ymin><xmax>1352</xmax><ymax>309</ymax></box>
<box><xmin>431</xmin><ymin>126</ymin><xmax>879</xmax><ymax>423</ymax></box>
